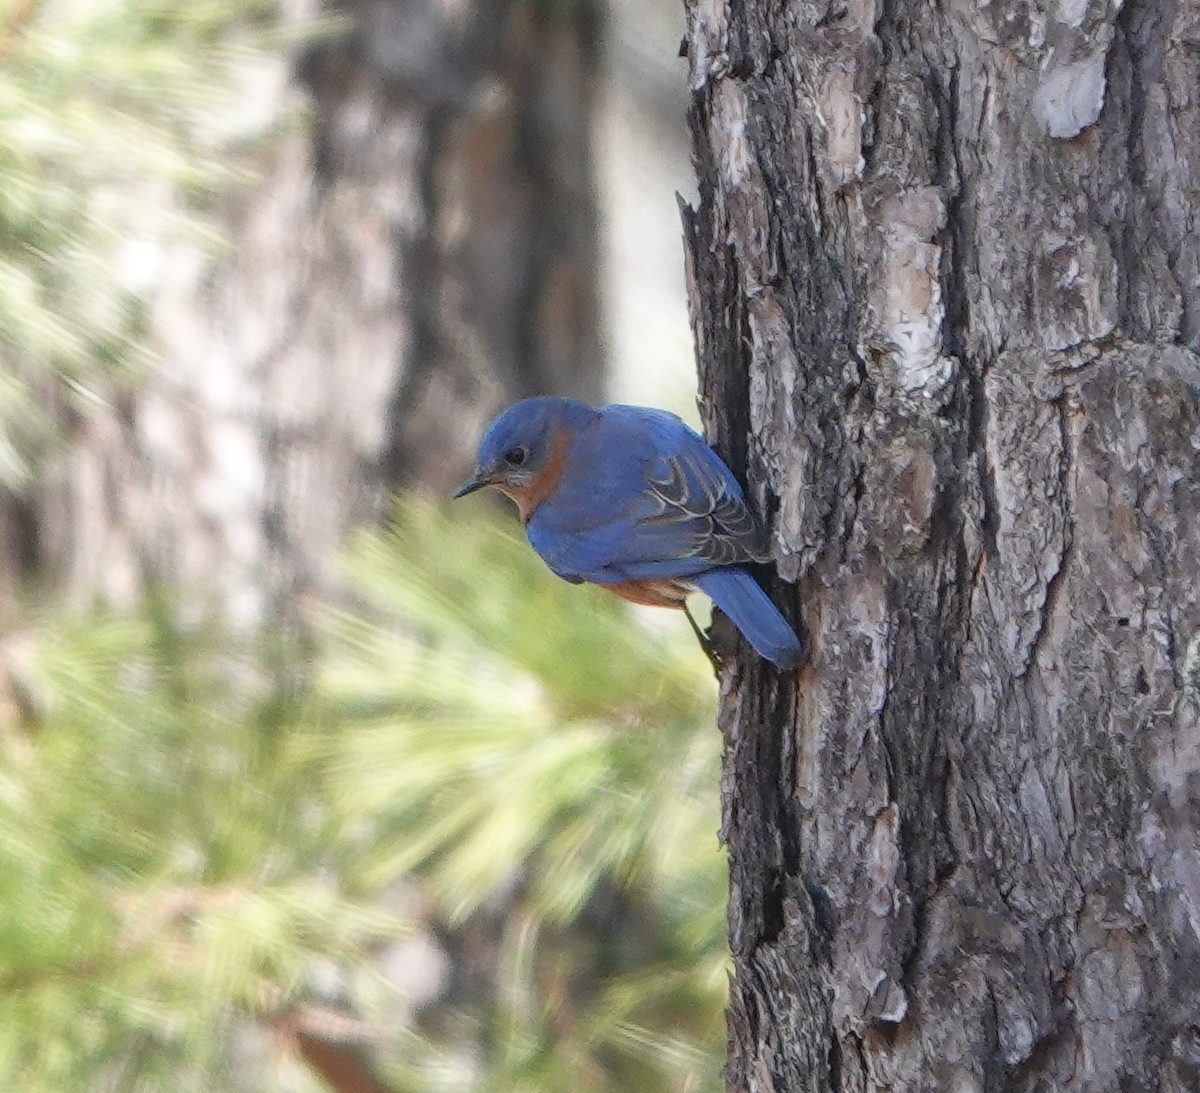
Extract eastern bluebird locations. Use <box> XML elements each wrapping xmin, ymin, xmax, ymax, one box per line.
<box><xmin>453</xmin><ymin>396</ymin><xmax>803</xmax><ymax>669</ymax></box>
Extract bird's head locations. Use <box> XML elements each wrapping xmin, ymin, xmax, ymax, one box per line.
<box><xmin>453</xmin><ymin>397</ymin><xmax>595</xmax><ymax>512</ymax></box>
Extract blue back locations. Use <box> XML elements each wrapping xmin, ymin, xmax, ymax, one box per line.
<box><xmin>527</xmin><ymin>404</ymin><xmax>766</xmax><ymax>583</ymax></box>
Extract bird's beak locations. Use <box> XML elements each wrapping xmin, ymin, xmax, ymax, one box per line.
<box><xmin>452</xmin><ymin>471</ymin><xmax>490</xmax><ymax>499</ymax></box>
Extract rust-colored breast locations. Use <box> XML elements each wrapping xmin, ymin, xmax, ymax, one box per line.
<box><xmin>601</xmin><ymin>579</ymin><xmax>691</xmax><ymax>609</ymax></box>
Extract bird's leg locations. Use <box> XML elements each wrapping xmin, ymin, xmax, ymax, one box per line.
<box><xmin>683</xmin><ymin>601</ymin><xmax>723</xmax><ymax>674</ymax></box>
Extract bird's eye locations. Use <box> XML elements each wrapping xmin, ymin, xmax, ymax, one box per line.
<box><xmin>503</xmin><ymin>446</ymin><xmax>528</xmax><ymax>467</ymax></box>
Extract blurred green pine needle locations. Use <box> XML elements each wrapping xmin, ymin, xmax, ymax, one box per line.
<box><xmin>0</xmin><ymin>499</ymin><xmax>730</xmax><ymax>1092</ymax></box>
<box><xmin>0</xmin><ymin>0</ymin><xmax>293</xmax><ymax>487</ymax></box>
<box><xmin>0</xmin><ymin>611</ymin><xmax>409</xmax><ymax>1092</ymax></box>
<box><xmin>311</xmin><ymin>498</ymin><xmax>729</xmax><ymax>1092</ymax></box>
<box><xmin>0</xmin><ymin>0</ymin><xmax>730</xmax><ymax>1087</ymax></box>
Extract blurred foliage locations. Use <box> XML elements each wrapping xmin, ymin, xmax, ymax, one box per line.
<box><xmin>0</xmin><ymin>610</ymin><xmax>408</xmax><ymax>1092</ymax></box>
<box><xmin>0</xmin><ymin>499</ymin><xmax>727</xmax><ymax>1092</ymax></box>
<box><xmin>312</xmin><ymin>500</ymin><xmax>726</xmax><ymax>1092</ymax></box>
<box><xmin>0</xmin><ymin>1</ymin><xmax>729</xmax><ymax>1089</ymax></box>
<box><xmin>0</xmin><ymin>0</ymin><xmax>297</xmax><ymax>487</ymax></box>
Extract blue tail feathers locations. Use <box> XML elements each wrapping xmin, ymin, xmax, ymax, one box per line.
<box><xmin>694</xmin><ymin>568</ymin><xmax>802</xmax><ymax>669</ymax></box>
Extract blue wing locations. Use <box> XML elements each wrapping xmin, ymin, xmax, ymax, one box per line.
<box><xmin>527</xmin><ymin>405</ymin><xmax>768</xmax><ymax>583</ymax></box>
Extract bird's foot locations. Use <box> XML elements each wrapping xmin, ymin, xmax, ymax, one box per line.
<box><xmin>683</xmin><ymin>602</ymin><xmax>724</xmax><ymax>675</ymax></box>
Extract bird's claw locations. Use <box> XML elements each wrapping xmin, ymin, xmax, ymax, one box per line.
<box><xmin>683</xmin><ymin>602</ymin><xmax>724</xmax><ymax>674</ymax></box>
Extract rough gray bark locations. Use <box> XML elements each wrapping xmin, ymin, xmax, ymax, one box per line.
<box><xmin>681</xmin><ymin>0</ymin><xmax>1200</xmax><ymax>1089</ymax></box>
<box><xmin>9</xmin><ymin>0</ymin><xmax>603</xmax><ymax>616</ymax></box>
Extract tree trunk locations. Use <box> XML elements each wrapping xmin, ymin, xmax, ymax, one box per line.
<box><xmin>682</xmin><ymin>0</ymin><xmax>1200</xmax><ymax>1089</ymax></box>
<box><xmin>12</xmin><ymin>0</ymin><xmax>603</xmax><ymax>615</ymax></box>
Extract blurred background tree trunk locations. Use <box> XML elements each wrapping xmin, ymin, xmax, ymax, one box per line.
<box><xmin>7</xmin><ymin>0</ymin><xmax>604</xmax><ymax>618</ymax></box>
<box><xmin>682</xmin><ymin>0</ymin><xmax>1200</xmax><ymax>1089</ymax></box>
